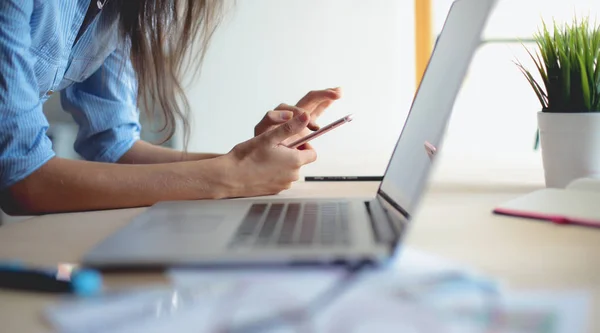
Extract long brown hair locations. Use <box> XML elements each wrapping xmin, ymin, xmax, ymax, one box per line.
<box><xmin>107</xmin><ymin>0</ymin><xmax>224</xmax><ymax>148</ymax></box>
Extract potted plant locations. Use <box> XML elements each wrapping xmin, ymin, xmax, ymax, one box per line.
<box><xmin>515</xmin><ymin>17</ymin><xmax>600</xmax><ymax>188</ymax></box>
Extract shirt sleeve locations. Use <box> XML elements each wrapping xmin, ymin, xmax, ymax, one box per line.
<box><xmin>60</xmin><ymin>40</ymin><xmax>141</xmax><ymax>163</ymax></box>
<box><xmin>0</xmin><ymin>0</ymin><xmax>56</xmax><ymax>190</ymax></box>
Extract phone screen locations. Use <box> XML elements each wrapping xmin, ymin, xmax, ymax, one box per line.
<box><xmin>286</xmin><ymin>114</ymin><xmax>353</xmax><ymax>149</ymax></box>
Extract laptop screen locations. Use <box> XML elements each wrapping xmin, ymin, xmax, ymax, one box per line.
<box><xmin>378</xmin><ymin>0</ymin><xmax>496</xmax><ymax>217</ymax></box>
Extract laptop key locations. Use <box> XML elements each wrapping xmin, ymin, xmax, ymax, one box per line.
<box><xmin>298</xmin><ymin>203</ymin><xmax>318</xmax><ymax>244</ymax></box>
<box><xmin>256</xmin><ymin>204</ymin><xmax>284</xmax><ymax>244</ymax></box>
<box><xmin>238</xmin><ymin>204</ymin><xmax>267</xmax><ymax>235</ymax></box>
<box><xmin>339</xmin><ymin>207</ymin><xmax>350</xmax><ymax>244</ymax></box>
<box><xmin>230</xmin><ymin>203</ymin><xmax>267</xmax><ymax>246</ymax></box>
<box><xmin>278</xmin><ymin>203</ymin><xmax>300</xmax><ymax>244</ymax></box>
<box><xmin>320</xmin><ymin>203</ymin><xmax>338</xmax><ymax>245</ymax></box>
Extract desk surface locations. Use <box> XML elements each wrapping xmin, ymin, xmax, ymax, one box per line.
<box><xmin>1</xmin><ymin>179</ymin><xmax>599</xmax><ymax>332</ymax></box>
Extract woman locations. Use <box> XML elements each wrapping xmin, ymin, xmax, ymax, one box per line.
<box><xmin>0</xmin><ymin>1</ymin><xmax>341</xmax><ymax>215</ymax></box>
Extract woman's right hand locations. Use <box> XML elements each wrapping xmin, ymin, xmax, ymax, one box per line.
<box><xmin>221</xmin><ymin>111</ymin><xmax>317</xmax><ymax>198</ymax></box>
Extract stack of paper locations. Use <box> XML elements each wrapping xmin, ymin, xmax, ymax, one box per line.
<box><xmin>44</xmin><ymin>248</ymin><xmax>590</xmax><ymax>333</ymax></box>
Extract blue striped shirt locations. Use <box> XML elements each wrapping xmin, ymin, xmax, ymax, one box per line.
<box><xmin>0</xmin><ymin>0</ymin><xmax>141</xmax><ymax>190</ymax></box>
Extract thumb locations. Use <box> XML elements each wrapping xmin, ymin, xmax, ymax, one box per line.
<box><xmin>264</xmin><ymin>111</ymin><xmax>310</xmax><ymax>144</ymax></box>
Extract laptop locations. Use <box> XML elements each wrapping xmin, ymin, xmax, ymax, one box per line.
<box><xmin>82</xmin><ymin>0</ymin><xmax>497</xmax><ymax>269</ymax></box>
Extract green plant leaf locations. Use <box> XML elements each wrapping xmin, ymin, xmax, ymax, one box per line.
<box><xmin>556</xmin><ymin>36</ymin><xmax>570</xmax><ymax>110</ymax></box>
<box><xmin>515</xmin><ymin>61</ymin><xmax>548</xmax><ymax>109</ymax></box>
<box><xmin>577</xmin><ymin>53</ymin><xmax>592</xmax><ymax>110</ymax></box>
<box><xmin>524</xmin><ymin>45</ymin><xmax>550</xmax><ymax>96</ymax></box>
<box><xmin>518</xmin><ymin>15</ymin><xmax>600</xmax><ymax>112</ymax></box>
<box><xmin>594</xmin><ymin>57</ymin><xmax>600</xmax><ymax>110</ymax></box>
<box><xmin>543</xmin><ymin>21</ymin><xmax>564</xmax><ymax>111</ymax></box>
<box><xmin>593</xmin><ymin>27</ymin><xmax>600</xmax><ymax>109</ymax></box>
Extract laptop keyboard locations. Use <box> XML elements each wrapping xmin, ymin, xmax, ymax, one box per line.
<box><xmin>230</xmin><ymin>202</ymin><xmax>350</xmax><ymax>247</ymax></box>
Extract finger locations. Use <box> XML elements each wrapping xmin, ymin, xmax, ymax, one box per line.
<box><xmin>264</xmin><ymin>110</ymin><xmax>294</xmax><ymax>124</ymax></box>
<box><xmin>254</xmin><ymin>110</ymin><xmax>295</xmax><ymax>136</ymax></box>
<box><xmin>274</xmin><ymin>103</ymin><xmax>304</xmax><ymax>115</ymax></box>
<box><xmin>297</xmin><ymin>142</ymin><xmax>314</xmax><ymax>151</ymax></box>
<box><xmin>263</xmin><ymin>111</ymin><xmax>310</xmax><ymax>144</ymax></box>
<box><xmin>310</xmin><ymin>99</ymin><xmax>334</xmax><ymax>120</ymax></box>
<box><xmin>296</xmin><ymin>88</ymin><xmax>342</xmax><ymax>111</ymax></box>
<box><xmin>275</xmin><ymin>103</ymin><xmax>319</xmax><ymax>131</ymax></box>
<box><xmin>294</xmin><ymin>146</ymin><xmax>318</xmax><ymax>166</ymax></box>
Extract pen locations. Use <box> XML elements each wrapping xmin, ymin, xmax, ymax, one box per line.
<box><xmin>304</xmin><ymin>176</ymin><xmax>383</xmax><ymax>182</ymax></box>
<box><xmin>0</xmin><ymin>262</ymin><xmax>103</xmax><ymax>296</ymax></box>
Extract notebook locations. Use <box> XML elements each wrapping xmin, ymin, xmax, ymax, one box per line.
<box><xmin>493</xmin><ymin>178</ymin><xmax>600</xmax><ymax>227</ymax></box>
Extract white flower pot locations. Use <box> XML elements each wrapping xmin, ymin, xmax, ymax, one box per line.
<box><xmin>538</xmin><ymin>111</ymin><xmax>600</xmax><ymax>188</ymax></box>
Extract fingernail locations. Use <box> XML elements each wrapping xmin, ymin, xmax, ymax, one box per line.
<box><xmin>281</xmin><ymin>112</ymin><xmax>293</xmax><ymax>120</ymax></box>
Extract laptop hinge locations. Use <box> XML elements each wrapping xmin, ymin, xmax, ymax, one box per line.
<box><xmin>377</xmin><ymin>190</ymin><xmax>411</xmax><ymax>220</ymax></box>
<box><xmin>365</xmin><ymin>199</ymin><xmax>398</xmax><ymax>244</ymax></box>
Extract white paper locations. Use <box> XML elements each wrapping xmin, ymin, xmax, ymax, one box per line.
<box><xmin>44</xmin><ymin>248</ymin><xmax>591</xmax><ymax>333</ymax></box>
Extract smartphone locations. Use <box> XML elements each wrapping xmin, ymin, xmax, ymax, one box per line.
<box><xmin>286</xmin><ymin>114</ymin><xmax>354</xmax><ymax>149</ymax></box>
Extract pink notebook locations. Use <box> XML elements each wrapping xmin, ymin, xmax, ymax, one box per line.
<box><xmin>493</xmin><ymin>178</ymin><xmax>600</xmax><ymax>227</ymax></box>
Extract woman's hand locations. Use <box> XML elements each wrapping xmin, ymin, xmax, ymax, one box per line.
<box><xmin>254</xmin><ymin>87</ymin><xmax>343</xmax><ymax>145</ymax></box>
<box><xmin>3</xmin><ymin>111</ymin><xmax>319</xmax><ymax>214</ymax></box>
<box><xmin>222</xmin><ymin>111</ymin><xmax>317</xmax><ymax>197</ymax></box>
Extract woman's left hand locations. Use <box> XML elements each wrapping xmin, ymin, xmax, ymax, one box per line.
<box><xmin>254</xmin><ymin>87</ymin><xmax>342</xmax><ymax>145</ymax></box>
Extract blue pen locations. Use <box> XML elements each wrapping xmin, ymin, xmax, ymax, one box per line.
<box><xmin>0</xmin><ymin>262</ymin><xmax>103</xmax><ymax>296</ymax></box>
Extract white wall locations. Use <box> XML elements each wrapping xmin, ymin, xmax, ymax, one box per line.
<box><xmin>181</xmin><ymin>0</ymin><xmax>416</xmax><ymax>177</ymax></box>
<box><xmin>431</xmin><ymin>0</ymin><xmax>600</xmax><ymax>176</ymax></box>
<box><xmin>181</xmin><ymin>0</ymin><xmax>600</xmax><ymax>182</ymax></box>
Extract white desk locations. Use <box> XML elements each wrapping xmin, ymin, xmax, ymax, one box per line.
<box><xmin>1</xmin><ymin>176</ymin><xmax>598</xmax><ymax>332</ymax></box>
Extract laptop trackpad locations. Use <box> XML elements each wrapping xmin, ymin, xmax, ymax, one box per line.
<box><xmin>90</xmin><ymin>202</ymin><xmax>250</xmax><ymax>257</ymax></box>
<box><xmin>142</xmin><ymin>210</ymin><xmax>224</xmax><ymax>234</ymax></box>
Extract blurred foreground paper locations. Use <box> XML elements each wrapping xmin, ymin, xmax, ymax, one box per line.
<box><xmin>45</xmin><ymin>248</ymin><xmax>590</xmax><ymax>333</ymax></box>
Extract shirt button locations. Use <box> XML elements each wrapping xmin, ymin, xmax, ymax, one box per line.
<box><xmin>46</xmin><ymin>90</ymin><xmax>54</xmax><ymax>96</ymax></box>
